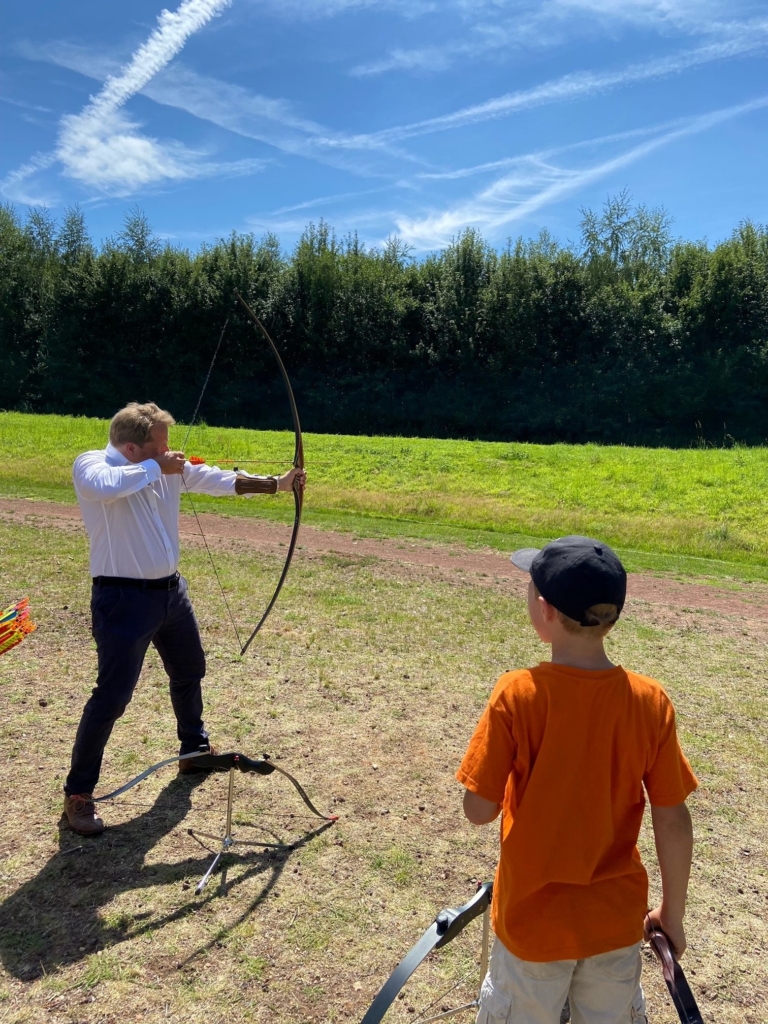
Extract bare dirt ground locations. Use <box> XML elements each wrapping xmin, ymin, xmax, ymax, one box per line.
<box><xmin>1</xmin><ymin>497</ymin><xmax>766</xmax><ymax>1023</ymax></box>
<box><xmin>3</xmin><ymin>497</ymin><xmax>768</xmax><ymax>637</ymax></box>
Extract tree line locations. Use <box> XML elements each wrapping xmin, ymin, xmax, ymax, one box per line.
<box><xmin>2</xmin><ymin>193</ymin><xmax>767</xmax><ymax>445</ymax></box>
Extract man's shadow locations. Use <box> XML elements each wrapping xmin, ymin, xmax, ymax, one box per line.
<box><xmin>0</xmin><ymin>774</ymin><xmax>332</xmax><ymax>981</ymax></box>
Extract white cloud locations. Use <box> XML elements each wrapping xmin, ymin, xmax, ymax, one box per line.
<box><xmin>5</xmin><ymin>0</ymin><xmax>248</xmax><ymax>200</ymax></box>
<box><xmin>416</xmin><ymin>120</ymin><xmax>700</xmax><ymax>180</ymax></box>
<box><xmin>56</xmin><ymin>0</ymin><xmax>233</xmax><ymax>193</ymax></box>
<box><xmin>245</xmin><ymin>203</ymin><xmax>397</xmax><ymax>239</ymax></box>
<box><xmin>354</xmin><ymin>45</ymin><xmax>456</xmax><ymax>76</ymax></box>
<box><xmin>394</xmin><ymin>94</ymin><xmax>768</xmax><ymax>249</ymax></box>
<box><xmin>255</xmin><ymin>0</ymin><xmax>437</xmax><ymax>17</ymax></box>
<box><xmin>23</xmin><ymin>41</ymin><xmax>423</xmax><ymax>177</ymax></box>
<box><xmin>0</xmin><ymin>95</ymin><xmax>53</xmax><ymax>114</ymax></box>
<box><xmin>352</xmin><ymin>0</ymin><xmax>765</xmax><ymax>76</ymax></box>
<box><xmin>141</xmin><ymin>65</ymin><xmax>415</xmax><ymax>172</ymax></box>
<box><xmin>0</xmin><ymin>153</ymin><xmax>57</xmax><ymax>205</ymax></box>
<box><xmin>346</xmin><ymin>31</ymin><xmax>768</xmax><ymax>145</ymax></box>
<box><xmin>21</xmin><ymin>40</ymin><xmax>321</xmax><ymax>143</ymax></box>
<box><xmin>266</xmin><ymin>184</ymin><xmax>399</xmax><ymax>216</ymax></box>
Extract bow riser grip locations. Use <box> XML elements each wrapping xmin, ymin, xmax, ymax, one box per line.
<box><xmin>434</xmin><ymin>881</ymin><xmax>493</xmax><ymax>949</ymax></box>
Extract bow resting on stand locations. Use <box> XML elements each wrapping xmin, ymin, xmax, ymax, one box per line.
<box><xmin>95</xmin><ymin>749</ymin><xmax>338</xmax><ymax>894</ymax></box>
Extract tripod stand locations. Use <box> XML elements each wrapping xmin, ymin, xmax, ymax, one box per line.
<box><xmin>185</xmin><ymin>749</ymin><xmax>337</xmax><ymax>892</ymax></box>
<box><xmin>188</xmin><ymin>763</ymin><xmax>292</xmax><ymax>894</ymax></box>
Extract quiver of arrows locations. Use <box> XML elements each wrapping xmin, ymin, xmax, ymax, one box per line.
<box><xmin>0</xmin><ymin>598</ymin><xmax>36</xmax><ymax>656</ymax></box>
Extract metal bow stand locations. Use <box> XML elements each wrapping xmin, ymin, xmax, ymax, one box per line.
<box><xmin>187</xmin><ymin>756</ymin><xmax>290</xmax><ymax>895</ymax></box>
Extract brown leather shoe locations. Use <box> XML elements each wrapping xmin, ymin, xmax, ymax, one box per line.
<box><xmin>63</xmin><ymin>794</ymin><xmax>105</xmax><ymax>835</ymax></box>
<box><xmin>178</xmin><ymin>745</ymin><xmax>219</xmax><ymax>774</ymax></box>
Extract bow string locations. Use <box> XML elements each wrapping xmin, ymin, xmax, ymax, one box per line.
<box><xmin>233</xmin><ymin>288</ymin><xmax>304</xmax><ymax>655</ymax></box>
<box><xmin>182</xmin><ymin>292</ymin><xmax>304</xmax><ymax>655</ymax></box>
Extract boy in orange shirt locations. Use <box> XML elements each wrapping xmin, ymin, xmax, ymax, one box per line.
<box><xmin>457</xmin><ymin>536</ymin><xmax>697</xmax><ymax>1023</ymax></box>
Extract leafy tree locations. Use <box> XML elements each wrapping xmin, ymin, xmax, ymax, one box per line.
<box><xmin>2</xmin><ymin>198</ymin><xmax>768</xmax><ymax>444</ymax></box>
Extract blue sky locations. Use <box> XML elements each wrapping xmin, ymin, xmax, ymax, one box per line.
<box><xmin>1</xmin><ymin>0</ymin><xmax>766</xmax><ymax>253</ymax></box>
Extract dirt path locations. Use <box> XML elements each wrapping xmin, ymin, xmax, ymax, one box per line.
<box><xmin>3</xmin><ymin>497</ymin><xmax>767</xmax><ymax>632</ymax></box>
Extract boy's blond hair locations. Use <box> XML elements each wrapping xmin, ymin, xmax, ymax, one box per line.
<box><xmin>109</xmin><ymin>402</ymin><xmax>175</xmax><ymax>447</ymax></box>
<box><xmin>556</xmin><ymin>603</ymin><xmax>619</xmax><ymax>637</ymax></box>
<box><xmin>534</xmin><ymin>586</ymin><xmax>619</xmax><ymax>637</ymax></box>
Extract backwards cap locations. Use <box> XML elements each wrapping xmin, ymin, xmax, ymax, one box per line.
<box><xmin>510</xmin><ymin>535</ymin><xmax>626</xmax><ymax>626</ymax></box>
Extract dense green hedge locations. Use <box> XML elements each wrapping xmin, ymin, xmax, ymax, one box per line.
<box><xmin>2</xmin><ymin>195</ymin><xmax>767</xmax><ymax>444</ymax></box>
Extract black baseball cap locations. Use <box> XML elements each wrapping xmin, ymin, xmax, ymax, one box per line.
<box><xmin>510</xmin><ymin>536</ymin><xmax>626</xmax><ymax>626</ymax></box>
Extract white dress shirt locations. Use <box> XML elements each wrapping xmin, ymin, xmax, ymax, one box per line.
<box><xmin>73</xmin><ymin>443</ymin><xmax>237</xmax><ymax>579</ymax></box>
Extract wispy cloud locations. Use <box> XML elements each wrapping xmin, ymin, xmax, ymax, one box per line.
<box><xmin>0</xmin><ymin>95</ymin><xmax>53</xmax><ymax>114</ymax></box>
<box><xmin>266</xmin><ymin>184</ymin><xmax>400</xmax><ymax>217</ymax></box>
<box><xmin>257</xmin><ymin>0</ymin><xmax>437</xmax><ymax>17</ymax></box>
<box><xmin>245</xmin><ymin>203</ymin><xmax>398</xmax><ymax>240</ymax></box>
<box><xmin>345</xmin><ymin>31</ymin><xmax>768</xmax><ymax>146</ymax></box>
<box><xmin>56</xmin><ymin>0</ymin><xmax>233</xmax><ymax>194</ymax></box>
<box><xmin>3</xmin><ymin>0</ymin><xmax>265</xmax><ymax>201</ymax></box>
<box><xmin>354</xmin><ymin>45</ymin><xmax>457</xmax><ymax>77</ymax></box>
<box><xmin>416</xmin><ymin>119</ymin><xmax>702</xmax><ymax>180</ymax></box>
<box><xmin>394</xmin><ymin>94</ymin><xmax>768</xmax><ymax>249</ymax></box>
<box><xmin>141</xmin><ymin>65</ymin><xmax>421</xmax><ymax>173</ymax></box>
<box><xmin>352</xmin><ymin>0</ymin><xmax>764</xmax><ymax>76</ymax></box>
<box><xmin>0</xmin><ymin>153</ymin><xmax>58</xmax><ymax>206</ymax></box>
<box><xmin>23</xmin><ymin>40</ymin><xmax>424</xmax><ymax>177</ymax></box>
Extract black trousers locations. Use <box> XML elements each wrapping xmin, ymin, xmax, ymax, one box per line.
<box><xmin>65</xmin><ymin>576</ymin><xmax>208</xmax><ymax>796</ymax></box>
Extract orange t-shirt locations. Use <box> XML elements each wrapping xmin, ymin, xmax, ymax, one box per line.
<box><xmin>456</xmin><ymin>663</ymin><xmax>697</xmax><ymax>962</ymax></box>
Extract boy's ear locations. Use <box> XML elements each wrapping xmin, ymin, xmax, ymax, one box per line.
<box><xmin>537</xmin><ymin>594</ymin><xmax>558</xmax><ymax>621</ymax></box>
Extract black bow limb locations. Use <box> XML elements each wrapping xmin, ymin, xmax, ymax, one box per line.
<box><xmin>648</xmin><ymin>929</ymin><xmax>705</xmax><ymax>1024</ymax></box>
<box><xmin>94</xmin><ymin>748</ymin><xmax>338</xmax><ymax>823</ymax></box>
<box><xmin>360</xmin><ymin>881</ymin><xmax>493</xmax><ymax>1024</ymax></box>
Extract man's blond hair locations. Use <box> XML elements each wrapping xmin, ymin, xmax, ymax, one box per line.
<box><xmin>109</xmin><ymin>402</ymin><xmax>175</xmax><ymax>447</ymax></box>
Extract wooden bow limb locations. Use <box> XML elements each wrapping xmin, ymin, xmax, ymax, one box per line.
<box><xmin>648</xmin><ymin>928</ymin><xmax>706</xmax><ymax>1023</ymax></box>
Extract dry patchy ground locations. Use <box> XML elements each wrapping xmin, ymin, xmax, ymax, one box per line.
<box><xmin>0</xmin><ymin>500</ymin><xmax>765</xmax><ymax>1024</ymax></box>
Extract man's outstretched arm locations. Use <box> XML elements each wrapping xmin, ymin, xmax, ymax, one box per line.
<box><xmin>235</xmin><ymin>467</ymin><xmax>306</xmax><ymax>495</ymax></box>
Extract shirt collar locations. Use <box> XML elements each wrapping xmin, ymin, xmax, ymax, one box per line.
<box><xmin>106</xmin><ymin>442</ymin><xmax>130</xmax><ymax>466</ymax></box>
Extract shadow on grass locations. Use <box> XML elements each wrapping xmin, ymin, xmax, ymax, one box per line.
<box><xmin>0</xmin><ymin>774</ymin><xmax>334</xmax><ymax>981</ymax></box>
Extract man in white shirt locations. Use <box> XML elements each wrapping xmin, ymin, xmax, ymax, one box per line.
<box><xmin>64</xmin><ymin>402</ymin><xmax>304</xmax><ymax>835</ymax></box>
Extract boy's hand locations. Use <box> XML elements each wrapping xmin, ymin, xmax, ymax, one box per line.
<box><xmin>644</xmin><ymin>905</ymin><xmax>687</xmax><ymax>958</ymax></box>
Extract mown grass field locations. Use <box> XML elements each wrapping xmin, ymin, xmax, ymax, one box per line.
<box><xmin>2</xmin><ymin>411</ymin><xmax>768</xmax><ymax>580</ymax></box>
<box><xmin>0</xmin><ymin>517</ymin><xmax>766</xmax><ymax>1022</ymax></box>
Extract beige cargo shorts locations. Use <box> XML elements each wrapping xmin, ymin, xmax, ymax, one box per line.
<box><xmin>476</xmin><ymin>937</ymin><xmax>648</xmax><ymax>1024</ymax></box>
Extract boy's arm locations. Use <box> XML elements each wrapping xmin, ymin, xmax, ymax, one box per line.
<box><xmin>463</xmin><ymin>789</ymin><xmax>501</xmax><ymax>825</ymax></box>
<box><xmin>645</xmin><ymin>801</ymin><xmax>693</xmax><ymax>957</ymax></box>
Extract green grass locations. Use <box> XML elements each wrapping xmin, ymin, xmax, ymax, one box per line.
<box><xmin>0</xmin><ymin>518</ymin><xmax>765</xmax><ymax>1022</ymax></box>
<box><xmin>2</xmin><ymin>411</ymin><xmax>768</xmax><ymax>580</ymax></box>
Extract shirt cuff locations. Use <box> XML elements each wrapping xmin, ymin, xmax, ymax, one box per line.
<box><xmin>143</xmin><ymin>459</ymin><xmax>162</xmax><ymax>483</ymax></box>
